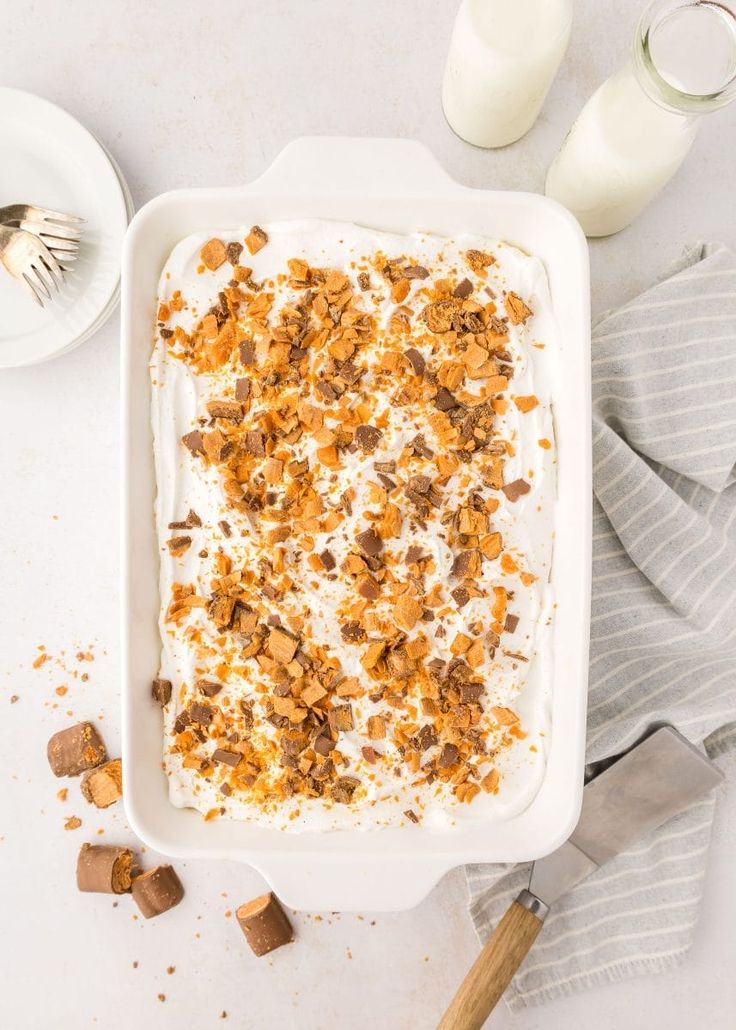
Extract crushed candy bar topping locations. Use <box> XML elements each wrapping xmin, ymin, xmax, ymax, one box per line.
<box><xmin>151</xmin><ymin>221</ymin><xmax>557</xmax><ymax>831</ymax></box>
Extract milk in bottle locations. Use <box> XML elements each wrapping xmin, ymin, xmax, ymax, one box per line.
<box><xmin>442</xmin><ymin>0</ymin><xmax>573</xmax><ymax>148</ymax></box>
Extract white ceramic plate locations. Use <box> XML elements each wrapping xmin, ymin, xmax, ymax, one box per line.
<box><xmin>0</xmin><ymin>88</ymin><xmax>132</xmax><ymax>368</ymax></box>
<box><xmin>122</xmin><ymin>138</ymin><xmax>591</xmax><ymax>911</ymax></box>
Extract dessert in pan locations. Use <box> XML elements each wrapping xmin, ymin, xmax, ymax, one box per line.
<box><xmin>151</xmin><ymin>218</ymin><xmax>558</xmax><ymax>832</ymax></box>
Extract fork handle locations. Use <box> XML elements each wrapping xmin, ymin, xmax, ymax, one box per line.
<box><xmin>436</xmin><ymin>890</ymin><xmax>547</xmax><ymax>1030</ymax></box>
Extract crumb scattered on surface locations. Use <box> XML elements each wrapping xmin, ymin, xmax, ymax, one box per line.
<box><xmin>64</xmin><ymin>816</ymin><xmax>81</xmax><ymax>830</ymax></box>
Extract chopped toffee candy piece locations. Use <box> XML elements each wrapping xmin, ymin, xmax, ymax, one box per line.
<box><xmin>245</xmin><ymin>430</ymin><xmax>265</xmax><ymax>455</ymax></box>
<box><xmin>131</xmin><ymin>866</ymin><xmax>184</xmax><ymax>919</ymax></box>
<box><xmin>403</xmin><ymin>264</ymin><xmax>429</xmax><ymax>279</ymax></box>
<box><xmin>181</xmin><ymin>430</ymin><xmax>204</xmax><ymax>455</ymax></box>
<box><xmin>366</xmin><ymin>715</ymin><xmax>386</xmax><ymax>740</ymax></box>
<box><xmin>200</xmin><ymin>238</ymin><xmax>227</xmax><ymax>271</ymax></box>
<box><xmin>47</xmin><ymin>722</ymin><xmax>107</xmax><ymax>778</ymax></box>
<box><xmin>438</xmin><ymin>743</ymin><xmax>459</xmax><ymax>768</ymax></box>
<box><xmin>355</xmin><ymin>528</ymin><xmax>383</xmax><ymax>556</ymax></box>
<box><xmin>236</xmin><ymin>892</ymin><xmax>293</xmax><ymax>957</ymax></box>
<box><xmin>267</xmin><ymin>628</ymin><xmax>299</xmax><ymax>665</ymax></box>
<box><xmin>166</xmin><ymin>535</ymin><xmax>191</xmax><ymax>556</ymax></box>
<box><xmin>502</xmin><ymin>479</ymin><xmax>531</xmax><ymax>502</ymax></box>
<box><xmin>151</xmin><ymin>678</ymin><xmax>172</xmax><ymax>706</ymax></box>
<box><xmin>354</xmin><ymin>424</ymin><xmax>383</xmax><ymax>452</ymax></box>
<box><xmin>357</xmin><ymin>271</ymin><xmax>371</xmax><ymax>291</ymax></box>
<box><xmin>226</xmin><ymin>241</ymin><xmax>243</xmax><ymax>265</ymax></box>
<box><xmin>404</xmin><ymin>347</ymin><xmax>426</xmax><ymax>376</ymax></box>
<box><xmin>434</xmin><ymin>387</ymin><xmax>458</xmax><ymax>412</ymax></box>
<box><xmin>504</xmin><ymin>613</ymin><xmax>520</xmax><ymax>634</ymax></box>
<box><xmin>513</xmin><ymin>395</ymin><xmax>539</xmax><ymax>413</ymax></box>
<box><xmin>328</xmin><ymin>704</ymin><xmax>354</xmax><ymax>734</ymax></box>
<box><xmin>451</xmin><ymin>549</ymin><xmax>481</xmax><ymax>578</ymax></box>
<box><xmin>190</xmin><ymin>702</ymin><xmax>213</xmax><ymax>725</ymax></box>
<box><xmin>207</xmin><ymin>399</ymin><xmax>243</xmax><ymax>421</ymax></box>
<box><xmin>404</xmin><ymin>809</ymin><xmax>420</xmax><ymax>824</ymax></box>
<box><xmin>319</xmin><ymin>549</ymin><xmax>336</xmax><ymax>571</ymax></box>
<box><xmin>504</xmin><ymin>291</ymin><xmax>533</xmax><ymax>325</ymax></box>
<box><xmin>423</xmin><ymin>299</ymin><xmax>457</xmax><ymax>334</ymax></box>
<box><xmin>465</xmin><ymin>249</ymin><xmax>495</xmax><ymax>274</ymax></box>
<box><xmin>81</xmin><ymin>759</ymin><xmax>123</xmax><ymax>808</ymax></box>
<box><xmin>245</xmin><ymin>225</ymin><xmax>268</xmax><ymax>255</ymax></box>
<box><xmin>356</xmin><ymin>573</ymin><xmax>380</xmax><ymax>600</ymax></box>
<box><xmin>77</xmin><ymin>843</ymin><xmax>133</xmax><ymax>894</ymax></box>
<box><xmin>341</xmin><ymin>621</ymin><xmax>366</xmax><ymax>643</ymax></box>
<box><xmin>213</xmin><ymin>749</ymin><xmax>242</xmax><ymax>767</ymax></box>
<box><xmin>453</xmin><ymin>277</ymin><xmax>473</xmax><ymax>299</ymax></box>
<box><xmin>239</xmin><ymin>339</ymin><xmax>255</xmax><ymax>365</ymax></box>
<box><xmin>235</xmin><ymin>378</ymin><xmax>251</xmax><ymax>402</ymax></box>
<box><xmin>197</xmin><ymin>679</ymin><xmax>223</xmax><ymax>697</ymax></box>
<box><xmin>332</xmin><ymin>776</ymin><xmax>360</xmax><ymax>804</ymax></box>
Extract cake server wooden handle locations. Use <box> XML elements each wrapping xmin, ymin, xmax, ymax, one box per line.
<box><xmin>436</xmin><ymin>890</ymin><xmax>548</xmax><ymax>1030</ymax></box>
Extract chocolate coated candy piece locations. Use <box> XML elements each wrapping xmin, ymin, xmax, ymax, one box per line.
<box><xmin>151</xmin><ymin>678</ymin><xmax>172</xmax><ymax>706</ymax></box>
<box><xmin>81</xmin><ymin>759</ymin><xmax>123</xmax><ymax>808</ymax></box>
<box><xmin>501</xmin><ymin>478</ymin><xmax>531</xmax><ymax>502</ymax></box>
<box><xmin>354</xmin><ymin>424</ymin><xmax>383</xmax><ymax>453</ymax></box>
<box><xmin>404</xmin><ymin>347</ymin><xmax>426</xmax><ymax>376</ymax></box>
<box><xmin>355</xmin><ymin>528</ymin><xmax>383</xmax><ymax>556</ymax></box>
<box><xmin>132</xmin><ymin>866</ymin><xmax>184</xmax><ymax>919</ymax></box>
<box><xmin>47</xmin><ymin>722</ymin><xmax>107</xmax><ymax>777</ymax></box>
<box><xmin>236</xmin><ymin>892</ymin><xmax>294</xmax><ymax>957</ymax></box>
<box><xmin>77</xmin><ymin>843</ymin><xmax>133</xmax><ymax>894</ymax></box>
<box><xmin>181</xmin><ymin>430</ymin><xmax>204</xmax><ymax>455</ymax></box>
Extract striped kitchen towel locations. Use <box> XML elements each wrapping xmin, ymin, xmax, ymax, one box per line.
<box><xmin>466</xmin><ymin>242</ymin><xmax>736</xmax><ymax>1010</ymax></box>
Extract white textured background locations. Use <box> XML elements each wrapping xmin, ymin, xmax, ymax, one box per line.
<box><xmin>1</xmin><ymin>2</ymin><xmax>735</xmax><ymax>1028</ymax></box>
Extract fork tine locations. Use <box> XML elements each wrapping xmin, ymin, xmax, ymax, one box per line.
<box><xmin>42</xmin><ymin>236</ymin><xmax>79</xmax><ymax>254</ymax></box>
<box><xmin>22</xmin><ymin>272</ymin><xmax>45</xmax><ymax>306</ymax></box>
<box><xmin>30</xmin><ymin>264</ymin><xmax>53</xmax><ymax>300</ymax></box>
<box><xmin>31</xmin><ymin>206</ymin><xmax>86</xmax><ymax>224</ymax></box>
<box><xmin>49</xmin><ymin>249</ymin><xmax>78</xmax><ymax>263</ymax></box>
<box><xmin>40</xmin><ymin>247</ymin><xmax>65</xmax><ymax>282</ymax></box>
<box><xmin>42</xmin><ymin>258</ymin><xmax>62</xmax><ymax>291</ymax></box>
<box><xmin>18</xmin><ymin>218</ymin><xmax>83</xmax><ymax>242</ymax></box>
<box><xmin>31</xmin><ymin>224</ymin><xmax>83</xmax><ymax>243</ymax></box>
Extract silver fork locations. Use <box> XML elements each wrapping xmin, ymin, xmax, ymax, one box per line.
<box><xmin>0</xmin><ymin>225</ymin><xmax>67</xmax><ymax>306</ymax></box>
<box><xmin>0</xmin><ymin>204</ymin><xmax>83</xmax><ymax>261</ymax></box>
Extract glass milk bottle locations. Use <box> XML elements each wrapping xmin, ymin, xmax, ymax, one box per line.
<box><xmin>442</xmin><ymin>0</ymin><xmax>573</xmax><ymax>148</ymax></box>
<box><xmin>546</xmin><ymin>0</ymin><xmax>736</xmax><ymax>237</ymax></box>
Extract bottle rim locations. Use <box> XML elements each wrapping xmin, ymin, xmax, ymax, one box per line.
<box><xmin>633</xmin><ymin>0</ymin><xmax>736</xmax><ymax>114</ymax></box>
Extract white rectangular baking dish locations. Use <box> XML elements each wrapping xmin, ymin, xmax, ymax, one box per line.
<box><xmin>121</xmin><ymin>137</ymin><xmax>591</xmax><ymax>912</ymax></box>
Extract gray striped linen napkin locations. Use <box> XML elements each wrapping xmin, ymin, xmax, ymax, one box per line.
<box><xmin>466</xmin><ymin>242</ymin><xmax>736</xmax><ymax>1011</ymax></box>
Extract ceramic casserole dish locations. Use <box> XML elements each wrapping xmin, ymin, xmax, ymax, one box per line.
<box><xmin>121</xmin><ymin>137</ymin><xmax>591</xmax><ymax>911</ymax></box>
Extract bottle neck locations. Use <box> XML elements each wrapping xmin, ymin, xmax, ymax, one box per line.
<box><xmin>632</xmin><ymin>0</ymin><xmax>736</xmax><ymax>116</ymax></box>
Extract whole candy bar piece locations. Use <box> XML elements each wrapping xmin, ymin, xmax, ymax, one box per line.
<box><xmin>131</xmin><ymin>865</ymin><xmax>184</xmax><ymax>919</ymax></box>
<box><xmin>80</xmin><ymin>759</ymin><xmax>122</xmax><ymax>808</ymax></box>
<box><xmin>236</xmin><ymin>892</ymin><xmax>293</xmax><ymax>956</ymax></box>
<box><xmin>47</xmin><ymin>722</ymin><xmax>107</xmax><ymax>777</ymax></box>
<box><xmin>77</xmin><ymin>843</ymin><xmax>133</xmax><ymax>894</ymax></box>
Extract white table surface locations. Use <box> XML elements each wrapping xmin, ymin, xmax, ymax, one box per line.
<box><xmin>2</xmin><ymin>2</ymin><xmax>735</xmax><ymax>1028</ymax></box>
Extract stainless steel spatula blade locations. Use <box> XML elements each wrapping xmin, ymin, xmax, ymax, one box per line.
<box><xmin>530</xmin><ymin>725</ymin><xmax>723</xmax><ymax>907</ymax></box>
<box><xmin>437</xmin><ymin>727</ymin><xmax>724</xmax><ymax>1030</ymax></box>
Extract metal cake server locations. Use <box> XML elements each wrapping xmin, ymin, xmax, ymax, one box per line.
<box><xmin>438</xmin><ymin>726</ymin><xmax>724</xmax><ymax>1030</ymax></box>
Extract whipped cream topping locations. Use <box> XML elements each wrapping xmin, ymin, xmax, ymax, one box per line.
<box><xmin>151</xmin><ymin>219</ymin><xmax>558</xmax><ymax>832</ymax></box>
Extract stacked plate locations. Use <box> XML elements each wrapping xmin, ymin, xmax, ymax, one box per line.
<box><xmin>0</xmin><ymin>88</ymin><xmax>133</xmax><ymax>368</ymax></box>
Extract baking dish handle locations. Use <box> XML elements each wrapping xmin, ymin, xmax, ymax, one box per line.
<box><xmin>251</xmin><ymin>136</ymin><xmax>456</xmax><ymax>196</ymax></box>
<box><xmin>251</xmin><ymin>854</ymin><xmax>453</xmax><ymax>912</ymax></box>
